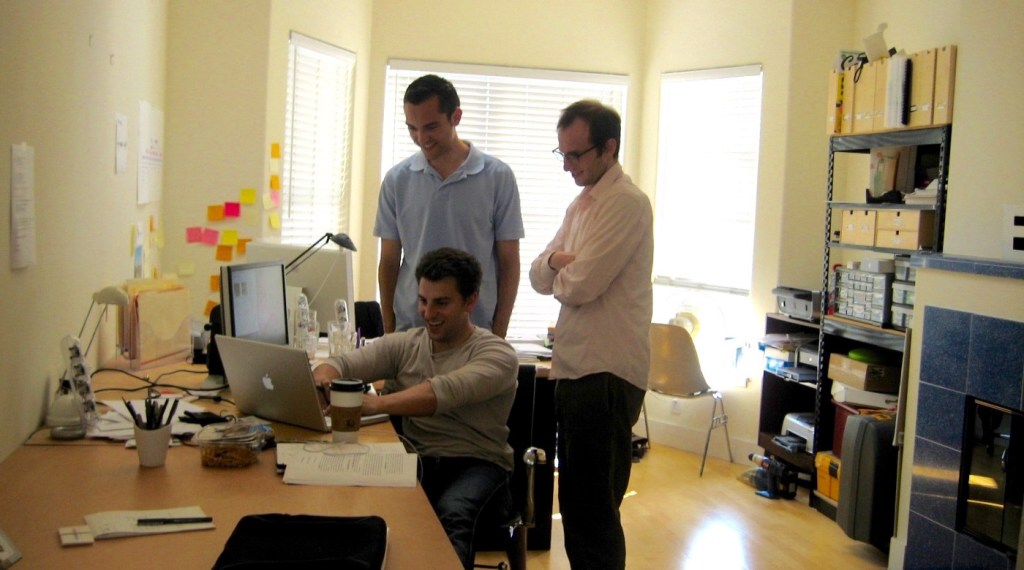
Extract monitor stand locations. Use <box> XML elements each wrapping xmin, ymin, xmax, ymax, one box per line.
<box><xmin>198</xmin><ymin>374</ymin><xmax>227</xmax><ymax>391</ymax></box>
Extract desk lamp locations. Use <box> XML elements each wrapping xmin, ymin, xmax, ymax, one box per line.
<box><xmin>48</xmin><ymin>286</ymin><xmax>130</xmax><ymax>436</ymax></box>
<box><xmin>285</xmin><ymin>232</ymin><xmax>357</xmax><ymax>275</ymax></box>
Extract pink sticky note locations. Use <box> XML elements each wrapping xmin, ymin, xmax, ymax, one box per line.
<box><xmin>186</xmin><ymin>227</ymin><xmax>203</xmax><ymax>243</ymax></box>
<box><xmin>202</xmin><ymin>228</ymin><xmax>219</xmax><ymax>246</ymax></box>
<box><xmin>271</xmin><ymin>190</ymin><xmax>280</xmax><ymax>208</ymax></box>
<box><xmin>224</xmin><ymin>202</ymin><xmax>240</xmax><ymax>217</ymax></box>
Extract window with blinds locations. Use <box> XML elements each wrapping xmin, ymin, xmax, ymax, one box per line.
<box><xmin>652</xmin><ymin>66</ymin><xmax>763</xmax><ymax>389</ymax></box>
<box><xmin>382</xmin><ymin>61</ymin><xmax>629</xmax><ymax>339</ymax></box>
<box><xmin>281</xmin><ymin>32</ymin><xmax>355</xmax><ymax>245</ymax></box>
<box><xmin>654</xmin><ymin>65</ymin><xmax>762</xmax><ymax>293</ymax></box>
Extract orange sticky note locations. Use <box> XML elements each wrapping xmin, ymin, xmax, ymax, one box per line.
<box><xmin>216</xmin><ymin>244</ymin><xmax>233</xmax><ymax>262</ymax></box>
<box><xmin>149</xmin><ymin>215</ymin><xmax>156</xmax><ymax>232</ymax></box>
<box><xmin>210</xmin><ymin>274</ymin><xmax>220</xmax><ymax>292</ymax></box>
<box><xmin>240</xmin><ymin>188</ymin><xmax>257</xmax><ymax>205</ymax></box>
<box><xmin>238</xmin><ymin>238</ymin><xmax>252</xmax><ymax>255</ymax></box>
<box><xmin>270</xmin><ymin>142</ymin><xmax>281</xmax><ymax>159</ymax></box>
<box><xmin>269</xmin><ymin>174</ymin><xmax>280</xmax><ymax>190</ymax></box>
<box><xmin>207</xmin><ymin>205</ymin><xmax>225</xmax><ymax>221</ymax></box>
<box><xmin>204</xmin><ymin>300</ymin><xmax>218</xmax><ymax>317</ymax></box>
<box><xmin>268</xmin><ymin>212</ymin><xmax>281</xmax><ymax>229</ymax></box>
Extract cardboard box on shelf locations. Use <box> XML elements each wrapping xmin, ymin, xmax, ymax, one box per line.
<box><xmin>828</xmin><ymin>353</ymin><xmax>900</xmax><ymax>393</ymax></box>
<box><xmin>839</xmin><ymin>210</ymin><xmax>877</xmax><ymax>246</ymax></box>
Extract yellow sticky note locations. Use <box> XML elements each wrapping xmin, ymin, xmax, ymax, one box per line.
<box><xmin>210</xmin><ymin>274</ymin><xmax>220</xmax><ymax>292</ymax></box>
<box><xmin>268</xmin><ymin>212</ymin><xmax>281</xmax><ymax>229</ymax></box>
<box><xmin>216</xmin><ymin>245</ymin><xmax>233</xmax><ymax>262</ymax></box>
<box><xmin>204</xmin><ymin>300</ymin><xmax>218</xmax><ymax>317</ymax></box>
<box><xmin>177</xmin><ymin>260</ymin><xmax>195</xmax><ymax>276</ymax></box>
<box><xmin>270</xmin><ymin>142</ymin><xmax>281</xmax><ymax>159</ymax></box>
<box><xmin>269</xmin><ymin>174</ymin><xmax>280</xmax><ymax>190</ymax></box>
<box><xmin>238</xmin><ymin>238</ymin><xmax>252</xmax><ymax>256</ymax></box>
<box><xmin>208</xmin><ymin>205</ymin><xmax>225</xmax><ymax>221</ymax></box>
<box><xmin>240</xmin><ymin>187</ymin><xmax>257</xmax><ymax>205</ymax></box>
<box><xmin>220</xmin><ymin>229</ymin><xmax>239</xmax><ymax>246</ymax></box>
<box><xmin>149</xmin><ymin>215</ymin><xmax>156</xmax><ymax>232</ymax></box>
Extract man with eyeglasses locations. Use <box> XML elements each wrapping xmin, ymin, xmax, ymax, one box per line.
<box><xmin>375</xmin><ymin>74</ymin><xmax>524</xmax><ymax>339</ymax></box>
<box><xmin>529</xmin><ymin>99</ymin><xmax>653</xmax><ymax>569</ymax></box>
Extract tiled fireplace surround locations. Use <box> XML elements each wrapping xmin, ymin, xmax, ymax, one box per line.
<box><xmin>905</xmin><ymin>303</ymin><xmax>1024</xmax><ymax>568</ymax></box>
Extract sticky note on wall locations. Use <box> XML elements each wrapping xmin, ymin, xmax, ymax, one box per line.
<box><xmin>208</xmin><ymin>205</ymin><xmax>225</xmax><ymax>221</ymax></box>
<box><xmin>216</xmin><ymin>245</ymin><xmax>233</xmax><ymax>262</ymax></box>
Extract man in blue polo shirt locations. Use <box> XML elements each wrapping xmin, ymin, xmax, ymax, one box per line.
<box><xmin>375</xmin><ymin>74</ymin><xmax>524</xmax><ymax>338</ymax></box>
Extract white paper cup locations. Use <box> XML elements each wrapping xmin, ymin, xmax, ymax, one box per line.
<box><xmin>330</xmin><ymin>379</ymin><xmax>364</xmax><ymax>443</ymax></box>
<box><xmin>134</xmin><ymin>423</ymin><xmax>172</xmax><ymax>467</ymax></box>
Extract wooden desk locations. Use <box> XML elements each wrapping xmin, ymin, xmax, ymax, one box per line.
<box><xmin>0</xmin><ymin>365</ymin><xmax>461</xmax><ymax>568</ymax></box>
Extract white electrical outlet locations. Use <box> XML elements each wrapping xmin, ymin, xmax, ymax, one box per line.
<box><xmin>670</xmin><ymin>399</ymin><xmax>682</xmax><ymax>415</ymax></box>
<box><xmin>1002</xmin><ymin>205</ymin><xmax>1024</xmax><ymax>261</ymax></box>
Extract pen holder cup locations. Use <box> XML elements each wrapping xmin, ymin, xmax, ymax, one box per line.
<box><xmin>134</xmin><ymin>423</ymin><xmax>172</xmax><ymax>467</ymax></box>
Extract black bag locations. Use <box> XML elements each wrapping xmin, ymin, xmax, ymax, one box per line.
<box><xmin>212</xmin><ymin>514</ymin><xmax>387</xmax><ymax>569</ymax></box>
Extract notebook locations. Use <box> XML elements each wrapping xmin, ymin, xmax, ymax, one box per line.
<box><xmin>214</xmin><ymin>336</ymin><xmax>329</xmax><ymax>432</ymax></box>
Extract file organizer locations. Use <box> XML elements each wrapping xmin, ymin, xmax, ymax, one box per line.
<box><xmin>120</xmin><ymin>279</ymin><xmax>192</xmax><ymax>369</ymax></box>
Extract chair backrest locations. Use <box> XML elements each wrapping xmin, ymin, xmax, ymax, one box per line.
<box><xmin>354</xmin><ymin>301</ymin><xmax>385</xmax><ymax>339</ymax></box>
<box><xmin>648</xmin><ymin>323</ymin><xmax>713</xmax><ymax>397</ymax></box>
<box><xmin>475</xmin><ymin>364</ymin><xmax>555</xmax><ymax>552</ymax></box>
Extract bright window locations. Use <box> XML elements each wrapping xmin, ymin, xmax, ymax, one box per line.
<box><xmin>281</xmin><ymin>32</ymin><xmax>356</xmax><ymax>245</ymax></box>
<box><xmin>381</xmin><ymin>61</ymin><xmax>628</xmax><ymax>339</ymax></box>
<box><xmin>653</xmin><ymin>65</ymin><xmax>763</xmax><ymax>388</ymax></box>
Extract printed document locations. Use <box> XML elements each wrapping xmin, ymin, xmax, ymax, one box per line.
<box><xmin>279</xmin><ymin>442</ymin><xmax>417</xmax><ymax>487</ymax></box>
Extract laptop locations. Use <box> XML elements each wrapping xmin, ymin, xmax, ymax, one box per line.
<box><xmin>215</xmin><ymin>336</ymin><xmax>329</xmax><ymax>432</ymax></box>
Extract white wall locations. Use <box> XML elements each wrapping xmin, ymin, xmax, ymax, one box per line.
<box><xmin>0</xmin><ymin>0</ymin><xmax>167</xmax><ymax>461</ymax></box>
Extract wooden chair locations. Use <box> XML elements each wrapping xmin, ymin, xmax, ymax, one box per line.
<box><xmin>642</xmin><ymin>323</ymin><xmax>733</xmax><ymax>476</ymax></box>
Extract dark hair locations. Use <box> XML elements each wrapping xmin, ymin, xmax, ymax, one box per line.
<box><xmin>414</xmin><ymin>247</ymin><xmax>482</xmax><ymax>300</ymax></box>
<box><xmin>557</xmin><ymin>99</ymin><xmax>622</xmax><ymax>159</ymax></box>
<box><xmin>404</xmin><ymin>74</ymin><xmax>461</xmax><ymax>118</ymax></box>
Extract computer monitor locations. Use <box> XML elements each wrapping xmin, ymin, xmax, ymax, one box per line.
<box><xmin>201</xmin><ymin>261</ymin><xmax>289</xmax><ymax>390</ymax></box>
<box><xmin>219</xmin><ymin>261</ymin><xmax>290</xmax><ymax>344</ymax></box>
<box><xmin>246</xmin><ymin>241</ymin><xmax>356</xmax><ymax>335</ymax></box>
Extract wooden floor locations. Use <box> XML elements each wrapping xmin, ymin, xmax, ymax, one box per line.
<box><xmin>477</xmin><ymin>445</ymin><xmax>889</xmax><ymax>569</ymax></box>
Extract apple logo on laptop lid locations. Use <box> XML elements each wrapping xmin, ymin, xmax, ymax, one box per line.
<box><xmin>261</xmin><ymin>374</ymin><xmax>275</xmax><ymax>391</ymax></box>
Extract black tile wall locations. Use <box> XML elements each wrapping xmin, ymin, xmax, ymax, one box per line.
<box><xmin>908</xmin><ymin>306</ymin><xmax>1024</xmax><ymax>568</ymax></box>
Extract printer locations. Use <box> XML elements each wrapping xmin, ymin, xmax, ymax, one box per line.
<box><xmin>781</xmin><ymin>412</ymin><xmax>815</xmax><ymax>452</ymax></box>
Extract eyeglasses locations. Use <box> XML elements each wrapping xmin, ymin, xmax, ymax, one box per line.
<box><xmin>552</xmin><ymin>145</ymin><xmax>597</xmax><ymax>164</ymax></box>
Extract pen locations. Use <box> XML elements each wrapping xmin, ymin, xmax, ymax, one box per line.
<box><xmin>137</xmin><ymin>517</ymin><xmax>213</xmax><ymax>526</ymax></box>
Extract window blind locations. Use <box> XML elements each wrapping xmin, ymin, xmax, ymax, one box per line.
<box><xmin>382</xmin><ymin>61</ymin><xmax>628</xmax><ymax>339</ymax></box>
<box><xmin>282</xmin><ymin>32</ymin><xmax>356</xmax><ymax>245</ymax></box>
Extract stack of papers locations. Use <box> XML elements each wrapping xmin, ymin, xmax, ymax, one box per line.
<box><xmin>277</xmin><ymin>442</ymin><xmax>417</xmax><ymax>487</ymax></box>
<box><xmin>511</xmin><ymin>342</ymin><xmax>552</xmax><ymax>360</ymax></box>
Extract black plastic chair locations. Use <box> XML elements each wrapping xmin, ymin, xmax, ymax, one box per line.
<box><xmin>473</xmin><ymin>364</ymin><xmax>556</xmax><ymax>570</ymax></box>
<box><xmin>353</xmin><ymin>300</ymin><xmax>385</xmax><ymax>340</ymax></box>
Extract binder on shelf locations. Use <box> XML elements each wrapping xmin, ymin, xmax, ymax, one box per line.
<box><xmin>871</xmin><ymin>57</ymin><xmax>889</xmax><ymax>131</ymax></box>
<box><xmin>853</xmin><ymin>61</ymin><xmax>877</xmax><ymax>133</ymax></box>
<box><xmin>908</xmin><ymin>49</ymin><xmax>936</xmax><ymax>127</ymax></box>
<box><xmin>841</xmin><ymin>66</ymin><xmax>857</xmax><ymax>134</ymax></box>
<box><xmin>932</xmin><ymin>44</ymin><xmax>957</xmax><ymax>124</ymax></box>
<box><xmin>827</xmin><ymin>69</ymin><xmax>844</xmax><ymax>135</ymax></box>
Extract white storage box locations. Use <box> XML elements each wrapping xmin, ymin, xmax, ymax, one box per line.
<box><xmin>891</xmin><ymin>281</ymin><xmax>916</xmax><ymax>305</ymax></box>
<box><xmin>831</xmin><ymin>381</ymin><xmax>899</xmax><ymax>409</ymax></box>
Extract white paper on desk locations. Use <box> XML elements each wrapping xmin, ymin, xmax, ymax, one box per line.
<box><xmin>84</xmin><ymin>506</ymin><xmax>213</xmax><ymax>539</ymax></box>
<box><xmin>89</xmin><ymin>399</ymin><xmax>205</xmax><ymax>440</ymax></box>
<box><xmin>282</xmin><ymin>444</ymin><xmax>417</xmax><ymax>488</ymax></box>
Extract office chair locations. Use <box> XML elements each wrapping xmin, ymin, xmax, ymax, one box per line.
<box><xmin>353</xmin><ymin>301</ymin><xmax>385</xmax><ymax>340</ymax></box>
<box><xmin>643</xmin><ymin>323</ymin><xmax>734</xmax><ymax>476</ymax></box>
<box><xmin>473</xmin><ymin>364</ymin><xmax>556</xmax><ymax>570</ymax></box>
